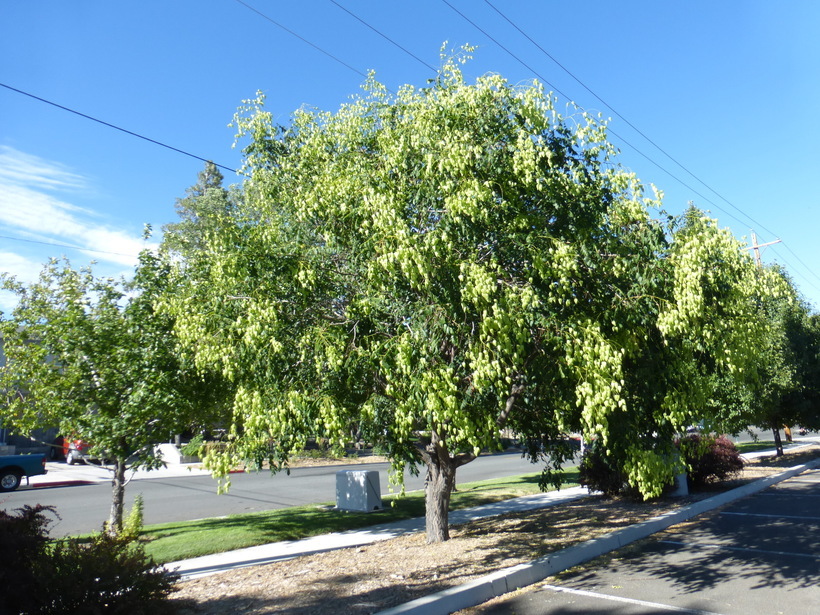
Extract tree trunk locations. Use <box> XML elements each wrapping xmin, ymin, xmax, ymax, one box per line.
<box><xmin>772</xmin><ymin>424</ymin><xmax>784</xmax><ymax>457</ymax></box>
<box><xmin>108</xmin><ymin>457</ymin><xmax>127</xmax><ymax>535</ymax></box>
<box><xmin>424</xmin><ymin>455</ymin><xmax>457</xmax><ymax>543</ymax></box>
<box><xmin>419</xmin><ymin>428</ymin><xmax>476</xmax><ymax>544</ymax></box>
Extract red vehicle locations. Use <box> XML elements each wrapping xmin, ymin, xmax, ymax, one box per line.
<box><xmin>62</xmin><ymin>438</ymin><xmax>93</xmax><ymax>465</ymax></box>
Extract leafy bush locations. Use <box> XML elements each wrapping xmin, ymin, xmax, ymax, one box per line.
<box><xmin>180</xmin><ymin>434</ymin><xmax>204</xmax><ymax>457</ymax></box>
<box><xmin>578</xmin><ymin>441</ymin><xmax>628</xmax><ymax>497</ymax></box>
<box><xmin>121</xmin><ymin>493</ymin><xmax>145</xmax><ymax>541</ymax></box>
<box><xmin>40</xmin><ymin>532</ymin><xmax>178</xmax><ymax>614</ymax></box>
<box><xmin>0</xmin><ymin>505</ymin><xmax>54</xmax><ymax>614</ymax></box>
<box><xmin>677</xmin><ymin>433</ymin><xmax>744</xmax><ymax>487</ymax></box>
<box><xmin>0</xmin><ymin>504</ymin><xmax>179</xmax><ymax>614</ymax></box>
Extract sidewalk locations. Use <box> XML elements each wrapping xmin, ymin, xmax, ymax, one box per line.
<box><xmin>168</xmin><ymin>486</ymin><xmax>590</xmax><ymax>580</ymax></box>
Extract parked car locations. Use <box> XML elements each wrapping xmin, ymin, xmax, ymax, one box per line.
<box><xmin>62</xmin><ymin>438</ymin><xmax>110</xmax><ymax>465</ymax></box>
<box><xmin>0</xmin><ymin>454</ymin><xmax>47</xmax><ymax>491</ymax></box>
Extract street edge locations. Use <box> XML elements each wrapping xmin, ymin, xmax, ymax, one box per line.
<box><xmin>377</xmin><ymin>457</ymin><xmax>820</xmax><ymax>615</ymax></box>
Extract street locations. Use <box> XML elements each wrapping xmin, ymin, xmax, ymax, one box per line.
<box><xmin>475</xmin><ymin>468</ymin><xmax>820</xmax><ymax>615</ymax></box>
<box><xmin>1</xmin><ymin>451</ymin><xmax>547</xmax><ymax>537</ymax></box>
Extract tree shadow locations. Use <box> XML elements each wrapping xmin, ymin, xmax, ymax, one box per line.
<box><xmin>562</xmin><ymin>472</ymin><xmax>820</xmax><ymax>595</ymax></box>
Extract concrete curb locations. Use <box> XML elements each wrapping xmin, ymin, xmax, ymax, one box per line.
<box><xmin>377</xmin><ymin>457</ymin><xmax>820</xmax><ymax>615</ymax></box>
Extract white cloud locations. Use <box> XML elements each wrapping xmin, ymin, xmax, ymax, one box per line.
<box><xmin>0</xmin><ymin>146</ymin><xmax>88</xmax><ymax>193</ymax></box>
<box><xmin>0</xmin><ymin>146</ymin><xmax>157</xmax><ymax>275</ymax></box>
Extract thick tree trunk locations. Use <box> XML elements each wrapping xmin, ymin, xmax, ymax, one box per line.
<box><xmin>419</xmin><ymin>428</ymin><xmax>476</xmax><ymax>544</ymax></box>
<box><xmin>772</xmin><ymin>424</ymin><xmax>784</xmax><ymax>457</ymax></box>
<box><xmin>424</xmin><ymin>456</ymin><xmax>457</xmax><ymax>543</ymax></box>
<box><xmin>108</xmin><ymin>457</ymin><xmax>127</xmax><ymax>535</ymax></box>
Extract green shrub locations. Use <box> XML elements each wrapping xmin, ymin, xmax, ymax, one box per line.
<box><xmin>40</xmin><ymin>532</ymin><xmax>178</xmax><ymax>614</ymax></box>
<box><xmin>677</xmin><ymin>433</ymin><xmax>744</xmax><ymax>487</ymax></box>
<box><xmin>0</xmin><ymin>504</ymin><xmax>178</xmax><ymax>614</ymax></box>
<box><xmin>0</xmin><ymin>505</ymin><xmax>55</xmax><ymax>614</ymax></box>
<box><xmin>578</xmin><ymin>441</ymin><xmax>627</xmax><ymax>497</ymax></box>
<box><xmin>121</xmin><ymin>493</ymin><xmax>145</xmax><ymax>541</ymax></box>
<box><xmin>180</xmin><ymin>434</ymin><xmax>204</xmax><ymax>457</ymax></box>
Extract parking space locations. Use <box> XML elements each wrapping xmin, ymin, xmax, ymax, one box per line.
<box><xmin>474</xmin><ymin>470</ymin><xmax>820</xmax><ymax>615</ymax></box>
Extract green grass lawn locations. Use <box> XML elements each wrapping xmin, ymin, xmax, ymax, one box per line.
<box><xmin>141</xmin><ymin>468</ymin><xmax>580</xmax><ymax>564</ymax></box>
<box><xmin>735</xmin><ymin>440</ymin><xmax>787</xmax><ymax>454</ymax></box>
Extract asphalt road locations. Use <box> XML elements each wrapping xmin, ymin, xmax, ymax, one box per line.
<box><xmin>475</xmin><ymin>468</ymin><xmax>820</xmax><ymax>615</ymax></box>
<box><xmin>2</xmin><ymin>451</ymin><xmax>549</xmax><ymax>537</ymax></box>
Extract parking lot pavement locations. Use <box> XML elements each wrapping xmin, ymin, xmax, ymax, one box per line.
<box><xmin>473</xmin><ymin>469</ymin><xmax>820</xmax><ymax>615</ymax></box>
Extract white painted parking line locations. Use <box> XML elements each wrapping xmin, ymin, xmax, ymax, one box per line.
<box><xmin>659</xmin><ymin>540</ymin><xmax>820</xmax><ymax>560</ymax></box>
<box><xmin>758</xmin><ymin>492</ymin><xmax>820</xmax><ymax>497</ymax></box>
<box><xmin>540</xmin><ymin>584</ymin><xmax>724</xmax><ymax>614</ymax></box>
<box><xmin>720</xmin><ymin>511</ymin><xmax>820</xmax><ymax>521</ymax></box>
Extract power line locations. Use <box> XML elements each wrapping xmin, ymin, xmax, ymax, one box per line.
<box><xmin>439</xmin><ymin>0</ymin><xmax>773</xmax><ymax>235</ymax></box>
<box><xmin>233</xmin><ymin>0</ymin><xmax>369</xmax><ymax>79</ymax></box>
<box><xmin>330</xmin><ymin>1</ymin><xmax>437</xmax><ymax>72</ymax></box>
<box><xmin>480</xmin><ymin>0</ymin><xmax>777</xmax><ymax>239</ymax></box>
<box><xmin>464</xmin><ymin>2</ymin><xmax>814</xmax><ymax>291</ymax></box>
<box><xmin>0</xmin><ymin>233</ymin><xmax>143</xmax><ymax>259</ymax></box>
<box><xmin>0</xmin><ymin>82</ymin><xmax>237</xmax><ymax>174</ymax></box>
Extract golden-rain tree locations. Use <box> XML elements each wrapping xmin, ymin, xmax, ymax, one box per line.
<box><xmin>165</xmin><ymin>54</ymin><xmax>778</xmax><ymax>542</ymax></box>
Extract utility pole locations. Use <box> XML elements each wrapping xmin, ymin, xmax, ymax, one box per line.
<box><xmin>749</xmin><ymin>230</ymin><xmax>781</xmax><ymax>267</ymax></box>
<box><xmin>748</xmin><ymin>230</ymin><xmax>786</xmax><ymax>454</ymax></box>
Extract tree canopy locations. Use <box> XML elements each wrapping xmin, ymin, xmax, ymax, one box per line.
<box><xmin>164</xmin><ymin>55</ymin><xmax>789</xmax><ymax>542</ymax></box>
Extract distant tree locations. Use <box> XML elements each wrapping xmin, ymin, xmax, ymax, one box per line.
<box><xmin>161</xmin><ymin>161</ymin><xmax>241</xmax><ymax>259</ymax></box>
<box><xmin>0</xmin><ymin>250</ymin><xmax>217</xmax><ymax>533</ymax></box>
<box><xmin>748</xmin><ymin>269</ymin><xmax>820</xmax><ymax>454</ymax></box>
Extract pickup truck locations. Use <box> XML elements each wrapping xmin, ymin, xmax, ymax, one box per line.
<box><xmin>0</xmin><ymin>454</ymin><xmax>47</xmax><ymax>491</ymax></box>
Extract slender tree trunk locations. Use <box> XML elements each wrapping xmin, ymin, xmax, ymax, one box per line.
<box><xmin>108</xmin><ymin>457</ymin><xmax>127</xmax><ymax>535</ymax></box>
<box><xmin>771</xmin><ymin>424</ymin><xmax>784</xmax><ymax>457</ymax></box>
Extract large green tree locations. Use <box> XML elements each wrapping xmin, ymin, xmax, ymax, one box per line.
<box><xmin>0</xmin><ymin>251</ymin><xmax>215</xmax><ymax>532</ymax></box>
<box><xmin>165</xmin><ymin>56</ymin><xmax>777</xmax><ymax>541</ymax></box>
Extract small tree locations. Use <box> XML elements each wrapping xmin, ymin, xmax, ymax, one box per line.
<box><xmin>747</xmin><ymin>269</ymin><xmax>820</xmax><ymax>454</ymax></box>
<box><xmin>0</xmin><ymin>251</ymin><xmax>217</xmax><ymax>532</ymax></box>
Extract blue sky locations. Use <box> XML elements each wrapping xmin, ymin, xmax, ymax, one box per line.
<box><xmin>1</xmin><ymin>1</ymin><xmax>819</xmax><ymax>312</ymax></box>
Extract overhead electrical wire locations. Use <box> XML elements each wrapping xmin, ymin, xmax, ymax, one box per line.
<box><xmin>0</xmin><ymin>234</ymin><xmax>143</xmax><ymax>259</ymax></box>
<box><xmin>467</xmin><ymin>1</ymin><xmax>820</xmax><ymax>293</ymax></box>
<box><xmin>480</xmin><ymin>0</ymin><xmax>777</xmax><ymax>240</ymax></box>
<box><xmin>233</xmin><ymin>0</ymin><xmax>369</xmax><ymax>79</ymax></box>
<box><xmin>329</xmin><ymin>0</ymin><xmax>437</xmax><ymax>73</ymax></box>
<box><xmin>439</xmin><ymin>0</ymin><xmax>763</xmax><ymax>234</ymax></box>
<box><xmin>0</xmin><ymin>82</ymin><xmax>237</xmax><ymax>174</ymax></box>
